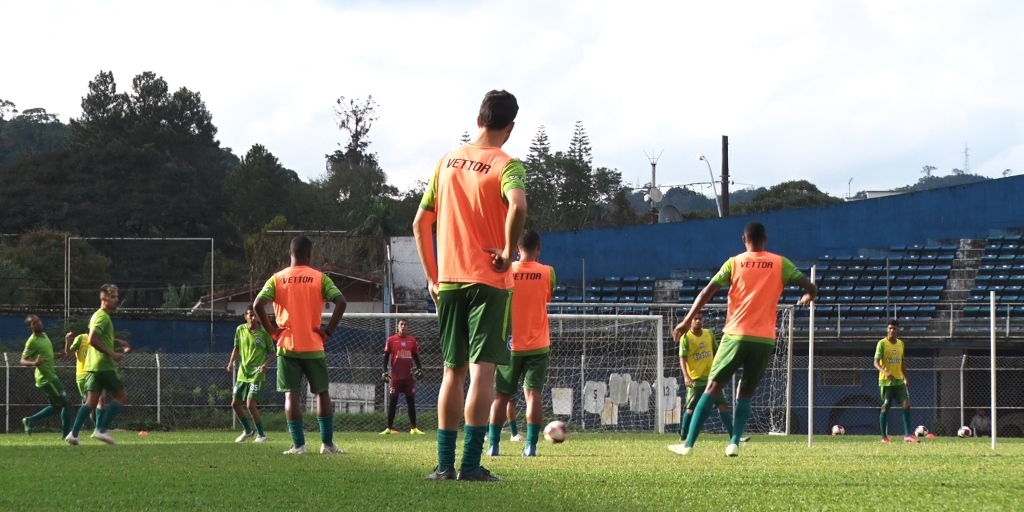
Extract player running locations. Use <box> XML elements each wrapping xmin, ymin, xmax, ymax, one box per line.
<box><xmin>254</xmin><ymin>235</ymin><xmax>347</xmax><ymax>455</ymax></box>
<box><xmin>227</xmin><ymin>306</ymin><xmax>275</xmax><ymax>443</ymax></box>
<box><xmin>20</xmin><ymin>315</ymin><xmax>72</xmax><ymax>437</ymax></box>
<box><xmin>671</xmin><ymin>222</ymin><xmax>816</xmax><ymax>457</ymax></box>
<box><xmin>380</xmin><ymin>319</ymin><xmax>425</xmax><ymax>435</ymax></box>
<box><xmin>874</xmin><ymin>320</ymin><xmax>918</xmax><ymax>443</ymax></box>
<box><xmin>65</xmin><ymin>331</ymin><xmax>107</xmax><ymax>429</ymax></box>
<box><xmin>488</xmin><ymin>229</ymin><xmax>554</xmax><ymax>457</ymax></box>
<box><xmin>414</xmin><ymin>90</ymin><xmax>527</xmax><ymax>481</ymax></box>
<box><xmin>66</xmin><ymin>284</ymin><xmax>131</xmax><ymax>446</ymax></box>
<box><xmin>677</xmin><ymin>311</ymin><xmax>748</xmax><ymax>443</ymax></box>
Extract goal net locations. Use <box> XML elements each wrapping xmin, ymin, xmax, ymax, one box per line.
<box><xmin>317</xmin><ymin>312</ymin><xmax>664</xmax><ymax>433</ymax></box>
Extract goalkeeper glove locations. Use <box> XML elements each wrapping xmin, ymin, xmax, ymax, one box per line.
<box><xmin>413</xmin><ymin>368</ymin><xmax>423</xmax><ymax>379</ymax></box>
<box><xmin>381</xmin><ymin>372</ymin><xmax>390</xmax><ymax>383</ymax></box>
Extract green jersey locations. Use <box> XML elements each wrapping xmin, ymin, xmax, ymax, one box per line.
<box><xmin>235</xmin><ymin>324</ymin><xmax>274</xmax><ymax>383</ymax></box>
<box><xmin>22</xmin><ymin>333</ymin><xmax>58</xmax><ymax>387</ymax></box>
<box><xmin>85</xmin><ymin>309</ymin><xmax>118</xmax><ymax>372</ymax></box>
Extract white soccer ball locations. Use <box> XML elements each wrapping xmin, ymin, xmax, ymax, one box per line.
<box><xmin>831</xmin><ymin>424</ymin><xmax>845</xmax><ymax>436</ymax></box>
<box><xmin>544</xmin><ymin>420</ymin><xmax>568</xmax><ymax>444</ymax></box>
<box><xmin>914</xmin><ymin>425</ymin><xmax>929</xmax><ymax>437</ymax></box>
<box><xmin>958</xmin><ymin>426</ymin><xmax>972</xmax><ymax>438</ymax></box>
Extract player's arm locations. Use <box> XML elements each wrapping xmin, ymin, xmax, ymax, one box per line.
<box><xmin>89</xmin><ymin>328</ymin><xmax>121</xmax><ymax>362</ymax></box>
<box><xmin>319</xmin><ymin>293</ymin><xmax>347</xmax><ymax>341</ymax></box>
<box><xmin>63</xmin><ymin>332</ymin><xmax>74</xmax><ymax>358</ymax></box>
<box><xmin>489</xmin><ymin>164</ymin><xmax>527</xmax><ymax>272</ymax></box>
<box><xmin>227</xmin><ymin>346</ymin><xmax>239</xmax><ymax>373</ymax></box>
<box><xmin>414</xmin><ymin>167</ymin><xmax>440</xmax><ymax>304</ymax></box>
<box><xmin>674</xmin><ymin>284</ymin><xmax>721</xmax><ymax>341</ymax></box>
<box><xmin>260</xmin><ymin>348</ymin><xmax>275</xmax><ymax>374</ymax></box>
<box><xmin>680</xmin><ymin>358</ymin><xmax>693</xmax><ymax>388</ymax></box>
<box><xmin>19</xmin><ymin>342</ymin><xmax>41</xmax><ymax>367</ymax></box>
<box><xmin>782</xmin><ymin>258</ymin><xmax>818</xmax><ymax>305</ymax></box>
<box><xmin>873</xmin><ymin>342</ymin><xmax>892</xmax><ymax>379</ymax></box>
<box><xmin>253</xmin><ymin>276</ymin><xmax>281</xmax><ymax>338</ymax></box>
<box><xmin>901</xmin><ymin>358</ymin><xmax>908</xmax><ymax>389</ymax></box>
<box><xmin>115</xmin><ymin>338</ymin><xmax>131</xmax><ymax>353</ymax></box>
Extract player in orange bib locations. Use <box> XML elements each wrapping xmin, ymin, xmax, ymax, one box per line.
<box><xmin>415</xmin><ymin>90</ymin><xmax>527</xmax><ymax>482</ymax></box>
<box><xmin>671</xmin><ymin>222</ymin><xmax>817</xmax><ymax>457</ymax></box>
<box><xmin>487</xmin><ymin>230</ymin><xmax>555</xmax><ymax>457</ymax></box>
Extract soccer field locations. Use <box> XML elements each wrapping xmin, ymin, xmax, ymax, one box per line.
<box><xmin>1</xmin><ymin>431</ymin><xmax>1020</xmax><ymax>511</ymax></box>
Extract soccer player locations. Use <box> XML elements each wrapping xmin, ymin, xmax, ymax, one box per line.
<box><xmin>20</xmin><ymin>315</ymin><xmax>72</xmax><ymax>437</ymax></box>
<box><xmin>380</xmin><ymin>318</ymin><xmax>425</xmax><ymax>435</ymax></box>
<box><xmin>670</xmin><ymin>222</ymin><xmax>816</xmax><ymax>457</ymax></box>
<box><xmin>677</xmin><ymin>311</ymin><xmax>748</xmax><ymax>443</ymax></box>
<box><xmin>414</xmin><ymin>90</ymin><xmax>527</xmax><ymax>481</ymax></box>
<box><xmin>254</xmin><ymin>235</ymin><xmax>347</xmax><ymax>455</ymax></box>
<box><xmin>874</xmin><ymin>320</ymin><xmax>917</xmax><ymax>443</ymax></box>
<box><xmin>227</xmin><ymin>306</ymin><xmax>276</xmax><ymax>443</ymax></box>
<box><xmin>66</xmin><ymin>284</ymin><xmax>131</xmax><ymax>446</ymax></box>
<box><xmin>65</xmin><ymin>331</ymin><xmax>107</xmax><ymax>428</ymax></box>
<box><xmin>487</xmin><ymin>229</ymin><xmax>554</xmax><ymax>457</ymax></box>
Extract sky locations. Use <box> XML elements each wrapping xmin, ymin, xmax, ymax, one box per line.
<box><xmin>5</xmin><ymin>0</ymin><xmax>1024</xmax><ymax>199</ymax></box>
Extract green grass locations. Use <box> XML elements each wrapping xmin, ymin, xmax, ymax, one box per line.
<box><xmin>1</xmin><ymin>431</ymin><xmax>1022</xmax><ymax>511</ymax></box>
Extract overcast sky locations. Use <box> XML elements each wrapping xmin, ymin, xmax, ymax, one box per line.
<box><xmin>6</xmin><ymin>0</ymin><xmax>1024</xmax><ymax>198</ymax></box>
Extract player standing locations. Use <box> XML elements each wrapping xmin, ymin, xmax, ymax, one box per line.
<box><xmin>414</xmin><ymin>90</ymin><xmax>527</xmax><ymax>481</ymax></box>
<box><xmin>487</xmin><ymin>229</ymin><xmax>554</xmax><ymax>457</ymax></box>
<box><xmin>677</xmin><ymin>311</ymin><xmax>747</xmax><ymax>443</ymax></box>
<box><xmin>671</xmin><ymin>222</ymin><xmax>816</xmax><ymax>456</ymax></box>
<box><xmin>227</xmin><ymin>306</ymin><xmax>276</xmax><ymax>443</ymax></box>
<box><xmin>66</xmin><ymin>284</ymin><xmax>131</xmax><ymax>446</ymax></box>
<box><xmin>380</xmin><ymin>319</ymin><xmax>425</xmax><ymax>435</ymax></box>
<box><xmin>254</xmin><ymin>235</ymin><xmax>347</xmax><ymax>455</ymax></box>
<box><xmin>20</xmin><ymin>315</ymin><xmax>72</xmax><ymax>437</ymax></box>
<box><xmin>874</xmin><ymin>320</ymin><xmax>917</xmax><ymax>443</ymax></box>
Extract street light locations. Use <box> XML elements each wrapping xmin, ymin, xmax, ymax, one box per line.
<box><xmin>696</xmin><ymin>153</ymin><xmax>723</xmax><ymax>217</ymax></box>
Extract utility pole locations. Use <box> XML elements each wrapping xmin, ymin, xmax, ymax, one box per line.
<box><xmin>721</xmin><ymin>135</ymin><xmax>730</xmax><ymax>217</ymax></box>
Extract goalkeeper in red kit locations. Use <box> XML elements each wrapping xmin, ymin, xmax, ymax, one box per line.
<box><xmin>380</xmin><ymin>319</ymin><xmax>425</xmax><ymax>435</ymax></box>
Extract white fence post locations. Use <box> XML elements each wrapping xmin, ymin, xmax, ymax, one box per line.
<box><xmin>4</xmin><ymin>353</ymin><xmax>9</xmax><ymax>434</ymax></box>
<box><xmin>990</xmin><ymin>291</ymin><xmax>997</xmax><ymax>450</ymax></box>
<box><xmin>655</xmin><ymin>316</ymin><xmax>664</xmax><ymax>435</ymax></box>
<box><xmin>156</xmin><ymin>353</ymin><xmax>161</xmax><ymax>424</ymax></box>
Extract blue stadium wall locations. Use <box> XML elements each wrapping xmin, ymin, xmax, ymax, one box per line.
<box><xmin>541</xmin><ymin>176</ymin><xmax>1024</xmax><ymax>280</ymax></box>
<box><xmin>0</xmin><ymin>315</ymin><xmax>240</xmax><ymax>353</ymax></box>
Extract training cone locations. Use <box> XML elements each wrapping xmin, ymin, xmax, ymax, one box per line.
<box><xmin>139</xmin><ymin>431</ymin><xmax>148</xmax><ymax>436</ymax></box>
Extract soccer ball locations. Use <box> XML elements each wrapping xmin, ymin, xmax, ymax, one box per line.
<box><xmin>914</xmin><ymin>425</ymin><xmax>929</xmax><ymax>437</ymax></box>
<box><xmin>544</xmin><ymin>421</ymin><xmax>568</xmax><ymax>443</ymax></box>
<box><xmin>831</xmin><ymin>424</ymin><xmax>845</xmax><ymax>436</ymax></box>
<box><xmin>958</xmin><ymin>426</ymin><xmax>972</xmax><ymax>438</ymax></box>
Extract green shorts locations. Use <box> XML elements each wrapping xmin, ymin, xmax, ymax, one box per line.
<box><xmin>233</xmin><ymin>381</ymin><xmax>265</xmax><ymax>402</ymax></box>
<box><xmin>76</xmin><ymin>375</ymin><xmax>88</xmax><ymax>400</ymax></box>
<box><xmin>707</xmin><ymin>336</ymin><xmax>775</xmax><ymax>392</ymax></box>
<box><xmin>684</xmin><ymin>378</ymin><xmax>729</xmax><ymax>410</ymax></box>
<box><xmin>39</xmin><ymin>380</ymin><xmax>70</xmax><ymax>407</ymax></box>
<box><xmin>277</xmin><ymin>356</ymin><xmax>329</xmax><ymax>394</ymax></box>
<box><xmin>437</xmin><ymin>284</ymin><xmax>512</xmax><ymax>369</ymax></box>
<box><xmin>880</xmin><ymin>383</ymin><xmax>909</xmax><ymax>407</ymax></box>
<box><xmin>495</xmin><ymin>351</ymin><xmax>549</xmax><ymax>395</ymax></box>
<box><xmin>83</xmin><ymin>370</ymin><xmax>124</xmax><ymax>394</ymax></box>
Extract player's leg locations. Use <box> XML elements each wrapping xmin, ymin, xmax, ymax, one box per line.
<box><xmin>247</xmin><ymin>393</ymin><xmax>267</xmax><ymax>441</ymax></box>
<box><xmin>383</xmin><ymin>381</ymin><xmax>400</xmax><ymax>434</ymax></box>
<box><xmin>92</xmin><ymin>378</ymin><xmax>127</xmax><ymax>445</ymax></box>
<box><xmin>521</xmin><ymin>353</ymin><xmax>548</xmax><ymax>456</ymax></box>
<box><xmin>899</xmin><ymin>385</ymin><xmax>916</xmax><ymax>441</ymax></box>
<box><xmin>278</xmin><ymin>356</ymin><xmax>307</xmax><ymax>453</ymax></box>
<box><xmin>681</xmin><ymin>381</ymin><xmax>703</xmax><ymax>440</ymax></box>
<box><xmin>429</xmin><ymin>287</ymin><xmax>469</xmax><ymax>479</ymax></box>
<box><xmin>457</xmin><ymin>285</ymin><xmax>510</xmax><ymax>481</ymax></box>
<box><xmin>405</xmin><ymin>382</ymin><xmax>421</xmax><ymax>434</ymax></box>
<box><xmin>728</xmin><ymin>341</ymin><xmax>773</xmax><ymax>453</ymax></box>
<box><xmin>76</xmin><ymin>376</ymin><xmax>97</xmax><ymax>428</ymax></box>
<box><xmin>879</xmin><ymin>386</ymin><xmax>891</xmax><ymax>441</ymax></box>
<box><xmin>488</xmin><ymin>355</ymin><xmax>519</xmax><ymax>455</ymax></box>
<box><xmin>232</xmin><ymin>384</ymin><xmax>254</xmax><ymax>441</ymax></box>
<box><xmin>94</xmin><ymin>392</ymin><xmax>106</xmax><ymax>432</ymax></box>
<box><xmin>68</xmin><ymin>374</ymin><xmax>103</xmax><ymax>445</ymax></box>
<box><xmin>684</xmin><ymin>337</ymin><xmax>743</xmax><ymax>449</ymax></box>
<box><xmin>506</xmin><ymin>399</ymin><xmax>521</xmax><ymax>440</ymax></box>
<box><xmin>24</xmin><ymin>384</ymin><xmax>60</xmax><ymax>434</ymax></box>
<box><xmin>304</xmin><ymin>357</ymin><xmax>338</xmax><ymax>453</ymax></box>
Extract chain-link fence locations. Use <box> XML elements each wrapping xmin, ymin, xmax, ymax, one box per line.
<box><xmin>791</xmin><ymin>355</ymin><xmax>1024</xmax><ymax>437</ymax></box>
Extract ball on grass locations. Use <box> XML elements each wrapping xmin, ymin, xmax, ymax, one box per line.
<box><xmin>544</xmin><ymin>421</ymin><xmax>567</xmax><ymax>443</ymax></box>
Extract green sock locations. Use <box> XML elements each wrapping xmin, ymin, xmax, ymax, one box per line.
<box><xmin>902</xmin><ymin>408</ymin><xmax>912</xmax><ymax>437</ymax></box>
<box><xmin>100</xmin><ymin>401</ymin><xmax>121</xmax><ymax>431</ymax></box>
<box><xmin>731</xmin><ymin>398</ymin><xmax>751</xmax><ymax>445</ymax></box>
<box><xmin>526</xmin><ymin>423</ymin><xmax>541</xmax><ymax>446</ymax></box>
<box><xmin>488</xmin><ymin>423</ymin><xmax>502</xmax><ymax>448</ymax></box>
<box><xmin>255</xmin><ymin>420</ymin><xmax>265</xmax><ymax>437</ymax></box>
<box><xmin>29</xmin><ymin>405</ymin><xmax>57</xmax><ymax>423</ymax></box>
<box><xmin>684</xmin><ymin>393</ymin><xmax>715</xmax><ymax>447</ymax></box>
<box><xmin>879</xmin><ymin>410</ymin><xmax>888</xmax><ymax>438</ymax></box>
<box><xmin>318</xmin><ymin>416</ymin><xmax>333</xmax><ymax>446</ymax></box>
<box><xmin>508</xmin><ymin>419</ymin><xmax>519</xmax><ymax>436</ymax></box>
<box><xmin>459</xmin><ymin>425</ymin><xmax>487</xmax><ymax>475</ymax></box>
<box><xmin>287</xmin><ymin>420</ymin><xmax>305</xmax><ymax>447</ymax></box>
<box><xmin>437</xmin><ymin>429</ymin><xmax>458</xmax><ymax>472</ymax></box>
<box><xmin>680</xmin><ymin>411</ymin><xmax>692</xmax><ymax>438</ymax></box>
<box><xmin>61</xmin><ymin>408</ymin><xmax>72</xmax><ymax>437</ymax></box>
<box><xmin>720</xmin><ymin>409</ymin><xmax>735</xmax><ymax>438</ymax></box>
<box><xmin>240</xmin><ymin>417</ymin><xmax>253</xmax><ymax>434</ymax></box>
<box><xmin>95</xmin><ymin>408</ymin><xmax>105</xmax><ymax>430</ymax></box>
<box><xmin>71</xmin><ymin>407</ymin><xmax>91</xmax><ymax>437</ymax></box>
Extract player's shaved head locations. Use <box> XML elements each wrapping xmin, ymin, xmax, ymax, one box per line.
<box><xmin>290</xmin><ymin>236</ymin><xmax>313</xmax><ymax>259</ymax></box>
<box><xmin>743</xmin><ymin>222</ymin><xmax>767</xmax><ymax>245</ymax></box>
<box><xmin>479</xmin><ymin>90</ymin><xmax>518</xmax><ymax>130</ymax></box>
<box><xmin>519</xmin><ymin>230</ymin><xmax>541</xmax><ymax>251</ymax></box>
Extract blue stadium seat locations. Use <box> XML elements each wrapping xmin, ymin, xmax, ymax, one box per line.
<box><xmin>620</xmin><ymin>285</ymin><xmax>638</xmax><ymax>293</ymax></box>
<box><xmin>601</xmin><ymin>296</ymin><xmax>618</xmax><ymax>303</ymax></box>
<box><xmin>587</xmin><ymin>295</ymin><xmax>601</xmax><ymax>302</ymax></box>
<box><xmin>552</xmin><ymin>295</ymin><xmax>566</xmax><ymax>302</ymax></box>
<box><xmin>620</xmin><ymin>295</ymin><xmax>636</xmax><ymax>303</ymax></box>
<box><xmin>568</xmin><ymin>295</ymin><xmax>583</xmax><ymax>302</ymax></box>
<box><xmin>605</xmin><ymin>276</ymin><xmax>621</xmax><ymax>283</ymax></box>
<box><xmin>622</xmin><ymin>276</ymin><xmax>639</xmax><ymax>284</ymax></box>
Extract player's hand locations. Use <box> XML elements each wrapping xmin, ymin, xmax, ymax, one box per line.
<box><xmin>34</xmin><ymin>357</ymin><xmax>45</xmax><ymax>367</ymax></box>
<box><xmin>121</xmin><ymin>343</ymin><xmax>131</xmax><ymax>354</ymax></box>
<box><xmin>267</xmin><ymin>326</ymin><xmax>285</xmax><ymax>340</ymax></box>
<box><xmin>673</xmin><ymin>320</ymin><xmax>691</xmax><ymax>342</ymax></box>
<box><xmin>258</xmin><ymin>365</ymin><xmax>267</xmax><ymax>374</ymax></box>
<box><xmin>226</xmin><ymin>362</ymin><xmax>234</xmax><ymax>373</ymax></box>
<box><xmin>111</xmin><ymin>352</ymin><xmax>123</xmax><ymax>363</ymax></box>
<box><xmin>65</xmin><ymin>332</ymin><xmax>74</xmax><ymax>342</ymax></box>
<box><xmin>314</xmin><ymin>326</ymin><xmax>331</xmax><ymax>341</ymax></box>
<box><xmin>427</xmin><ymin>281</ymin><xmax>439</xmax><ymax>308</ymax></box>
<box><xmin>413</xmin><ymin>367</ymin><xmax>423</xmax><ymax>380</ymax></box>
<box><xmin>797</xmin><ymin>293</ymin><xmax>814</xmax><ymax>306</ymax></box>
<box><xmin>684</xmin><ymin>376</ymin><xmax>693</xmax><ymax>388</ymax></box>
<box><xmin>484</xmin><ymin>247</ymin><xmax>513</xmax><ymax>272</ymax></box>
<box><xmin>381</xmin><ymin>372</ymin><xmax>391</xmax><ymax>383</ymax></box>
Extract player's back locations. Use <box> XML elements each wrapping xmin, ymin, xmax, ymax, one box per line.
<box><xmin>510</xmin><ymin>260</ymin><xmax>553</xmax><ymax>352</ymax></box>
<box><xmin>271</xmin><ymin>266</ymin><xmax>329</xmax><ymax>353</ymax></box>
<box><xmin>723</xmin><ymin>251</ymin><xmax>785</xmax><ymax>340</ymax></box>
<box><xmin>433</xmin><ymin>144</ymin><xmax>516</xmax><ymax>290</ymax></box>
<box><xmin>71</xmin><ymin>334</ymin><xmax>90</xmax><ymax>376</ymax></box>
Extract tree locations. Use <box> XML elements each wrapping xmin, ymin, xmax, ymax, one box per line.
<box><xmin>324</xmin><ymin>95</ymin><xmax>397</xmax><ymax>204</ymax></box>
<box><xmin>731</xmin><ymin>180</ymin><xmax>843</xmax><ymax>214</ymax></box>
<box><xmin>0</xmin><ymin>230</ymin><xmax>111</xmax><ymax>307</ymax></box>
<box><xmin>0</xmin><ymin>257</ymin><xmax>33</xmax><ymax>305</ymax></box>
<box><xmin>921</xmin><ymin>165</ymin><xmax>936</xmax><ymax>177</ymax></box>
<box><xmin>227</xmin><ymin>144</ymin><xmax>301</xmax><ymax>235</ymax></box>
<box><xmin>0</xmin><ymin>99</ymin><xmax>16</xmax><ymax>120</ymax></box>
<box><xmin>567</xmin><ymin>120</ymin><xmax>592</xmax><ymax>166</ymax></box>
<box><xmin>161</xmin><ymin>284</ymin><xmax>196</xmax><ymax>309</ymax></box>
<box><xmin>952</xmin><ymin>168</ymin><xmax>965</xmax><ymax>176</ymax></box>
